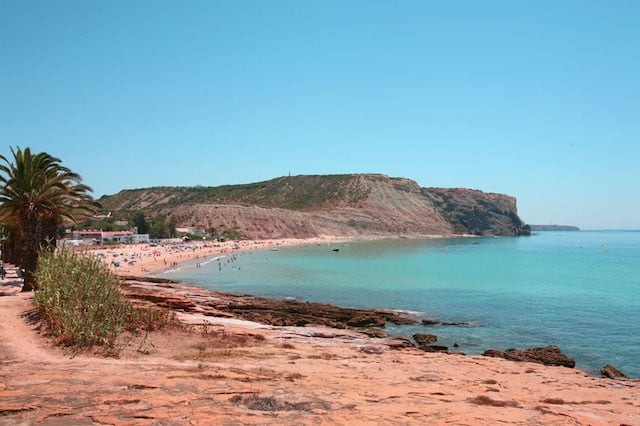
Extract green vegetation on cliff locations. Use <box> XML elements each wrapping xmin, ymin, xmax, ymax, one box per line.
<box><xmin>100</xmin><ymin>174</ymin><xmax>368</xmax><ymax>212</ymax></box>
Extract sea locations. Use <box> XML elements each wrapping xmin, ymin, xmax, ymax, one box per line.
<box><xmin>162</xmin><ymin>231</ymin><xmax>640</xmax><ymax>377</ymax></box>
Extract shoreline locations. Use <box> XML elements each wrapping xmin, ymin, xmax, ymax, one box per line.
<box><xmin>121</xmin><ymin>274</ymin><xmax>630</xmax><ymax>380</ymax></box>
<box><xmin>88</xmin><ymin>236</ymin><xmax>636</xmax><ymax>379</ymax></box>
<box><xmin>89</xmin><ymin>236</ymin><xmax>355</xmax><ymax>276</ymax></box>
<box><xmin>90</xmin><ymin>234</ymin><xmax>460</xmax><ymax>277</ymax></box>
<box><xmin>1</xmin><ymin>276</ymin><xmax>638</xmax><ymax>424</ymax></box>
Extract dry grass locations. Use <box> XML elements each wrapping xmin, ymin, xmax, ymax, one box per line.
<box><xmin>467</xmin><ymin>395</ymin><xmax>521</xmax><ymax>408</ymax></box>
<box><xmin>541</xmin><ymin>398</ymin><xmax>566</xmax><ymax>405</ymax></box>
<box><xmin>173</xmin><ymin>330</ymin><xmax>268</xmax><ymax>361</ymax></box>
<box><xmin>308</xmin><ymin>352</ymin><xmax>339</xmax><ymax>360</ymax></box>
<box><xmin>229</xmin><ymin>394</ymin><xmax>328</xmax><ymax>412</ymax></box>
<box><xmin>541</xmin><ymin>398</ymin><xmax>611</xmax><ymax>405</ymax></box>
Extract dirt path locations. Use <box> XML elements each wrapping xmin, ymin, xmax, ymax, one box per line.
<box><xmin>1</xmin><ymin>290</ymin><xmax>639</xmax><ymax>425</ymax></box>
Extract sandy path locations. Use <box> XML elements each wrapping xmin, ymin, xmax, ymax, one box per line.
<box><xmin>1</xmin><ymin>290</ymin><xmax>639</xmax><ymax>425</ymax></box>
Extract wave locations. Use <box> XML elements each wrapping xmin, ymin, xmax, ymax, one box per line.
<box><xmin>202</xmin><ymin>255</ymin><xmax>226</xmax><ymax>266</ymax></box>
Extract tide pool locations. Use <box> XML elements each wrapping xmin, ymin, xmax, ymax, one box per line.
<box><xmin>163</xmin><ymin>231</ymin><xmax>640</xmax><ymax>377</ymax></box>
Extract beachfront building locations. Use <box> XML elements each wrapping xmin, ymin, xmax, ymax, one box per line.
<box><xmin>62</xmin><ymin>230</ymin><xmax>150</xmax><ymax>246</ymax></box>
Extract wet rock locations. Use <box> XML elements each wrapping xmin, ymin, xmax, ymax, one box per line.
<box><xmin>413</xmin><ymin>333</ymin><xmax>437</xmax><ymax>345</ymax></box>
<box><xmin>119</xmin><ymin>275</ymin><xmax>179</xmax><ymax>284</ymax></box>
<box><xmin>421</xmin><ymin>319</ymin><xmax>475</xmax><ymax>327</ymax></box>
<box><xmin>483</xmin><ymin>349</ymin><xmax>505</xmax><ymax>358</ymax></box>
<box><xmin>482</xmin><ymin>346</ymin><xmax>575</xmax><ymax>368</ymax></box>
<box><xmin>386</xmin><ymin>337</ymin><xmax>415</xmax><ymax>350</ymax></box>
<box><xmin>123</xmin><ymin>289</ymin><xmax>197</xmax><ymax>311</ymax></box>
<box><xmin>420</xmin><ymin>345</ymin><xmax>449</xmax><ymax>352</ymax></box>
<box><xmin>360</xmin><ymin>329</ymin><xmax>389</xmax><ymax>338</ymax></box>
<box><xmin>346</xmin><ymin>314</ymin><xmax>386</xmax><ymax>328</ymax></box>
<box><xmin>120</xmin><ymin>276</ymin><xmax>415</xmax><ymax>331</ymax></box>
<box><xmin>601</xmin><ymin>364</ymin><xmax>628</xmax><ymax>380</ymax></box>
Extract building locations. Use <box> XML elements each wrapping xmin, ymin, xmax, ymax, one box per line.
<box><xmin>63</xmin><ymin>230</ymin><xmax>150</xmax><ymax>246</ymax></box>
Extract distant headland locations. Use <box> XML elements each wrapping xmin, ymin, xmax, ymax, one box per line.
<box><xmin>530</xmin><ymin>225</ymin><xmax>580</xmax><ymax>231</ymax></box>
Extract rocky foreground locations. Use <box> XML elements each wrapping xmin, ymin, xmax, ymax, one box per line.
<box><xmin>1</xmin><ymin>277</ymin><xmax>639</xmax><ymax>425</ymax></box>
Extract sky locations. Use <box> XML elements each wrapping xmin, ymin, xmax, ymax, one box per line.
<box><xmin>1</xmin><ymin>1</ymin><xmax>638</xmax><ymax>229</ymax></box>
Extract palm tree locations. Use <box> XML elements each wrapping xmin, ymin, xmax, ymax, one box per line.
<box><xmin>0</xmin><ymin>147</ymin><xmax>100</xmax><ymax>291</ymax></box>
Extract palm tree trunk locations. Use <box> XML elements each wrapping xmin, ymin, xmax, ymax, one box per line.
<box><xmin>19</xmin><ymin>215</ymin><xmax>40</xmax><ymax>292</ymax></box>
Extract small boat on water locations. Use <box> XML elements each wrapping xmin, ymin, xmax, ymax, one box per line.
<box><xmin>332</xmin><ymin>248</ymin><xmax>340</xmax><ymax>252</ymax></box>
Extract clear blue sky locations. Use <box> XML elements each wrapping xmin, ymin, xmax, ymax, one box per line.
<box><xmin>1</xmin><ymin>1</ymin><xmax>638</xmax><ymax>229</ymax></box>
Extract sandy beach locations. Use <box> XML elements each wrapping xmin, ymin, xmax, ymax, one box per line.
<box><xmin>86</xmin><ymin>237</ymin><xmax>352</xmax><ymax>276</ymax></box>
<box><xmin>0</xmin><ymin>238</ymin><xmax>639</xmax><ymax>424</ymax></box>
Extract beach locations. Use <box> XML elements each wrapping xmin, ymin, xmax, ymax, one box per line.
<box><xmin>86</xmin><ymin>237</ymin><xmax>352</xmax><ymax>276</ymax></box>
<box><xmin>0</xmin><ymin>238</ymin><xmax>638</xmax><ymax>424</ymax></box>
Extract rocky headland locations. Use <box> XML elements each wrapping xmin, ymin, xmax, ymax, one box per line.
<box><xmin>99</xmin><ymin>174</ymin><xmax>531</xmax><ymax>239</ymax></box>
<box><xmin>530</xmin><ymin>225</ymin><xmax>580</xmax><ymax>231</ymax></box>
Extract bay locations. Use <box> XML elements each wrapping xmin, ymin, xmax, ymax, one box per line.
<box><xmin>164</xmin><ymin>231</ymin><xmax>640</xmax><ymax>377</ymax></box>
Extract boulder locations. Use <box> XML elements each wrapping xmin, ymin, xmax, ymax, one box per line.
<box><xmin>421</xmin><ymin>319</ymin><xmax>441</xmax><ymax>326</ymax></box>
<box><xmin>482</xmin><ymin>346</ymin><xmax>575</xmax><ymax>368</ymax></box>
<box><xmin>601</xmin><ymin>364</ymin><xmax>628</xmax><ymax>380</ymax></box>
<box><xmin>413</xmin><ymin>333</ymin><xmax>437</xmax><ymax>345</ymax></box>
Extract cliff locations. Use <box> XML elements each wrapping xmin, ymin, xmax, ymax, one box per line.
<box><xmin>99</xmin><ymin>174</ymin><xmax>530</xmax><ymax>238</ymax></box>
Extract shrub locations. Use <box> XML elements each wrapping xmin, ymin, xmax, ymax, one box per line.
<box><xmin>34</xmin><ymin>249</ymin><xmax>171</xmax><ymax>353</ymax></box>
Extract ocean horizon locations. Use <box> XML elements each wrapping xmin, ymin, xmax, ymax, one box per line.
<box><xmin>163</xmin><ymin>230</ymin><xmax>640</xmax><ymax>377</ymax></box>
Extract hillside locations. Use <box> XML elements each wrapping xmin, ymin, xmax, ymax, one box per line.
<box><xmin>99</xmin><ymin>174</ymin><xmax>531</xmax><ymax>239</ymax></box>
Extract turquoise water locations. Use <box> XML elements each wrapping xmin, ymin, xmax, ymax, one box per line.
<box><xmin>163</xmin><ymin>231</ymin><xmax>640</xmax><ymax>377</ymax></box>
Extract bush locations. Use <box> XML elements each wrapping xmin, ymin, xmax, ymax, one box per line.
<box><xmin>222</xmin><ymin>229</ymin><xmax>243</xmax><ymax>240</ymax></box>
<box><xmin>34</xmin><ymin>249</ymin><xmax>172</xmax><ymax>353</ymax></box>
